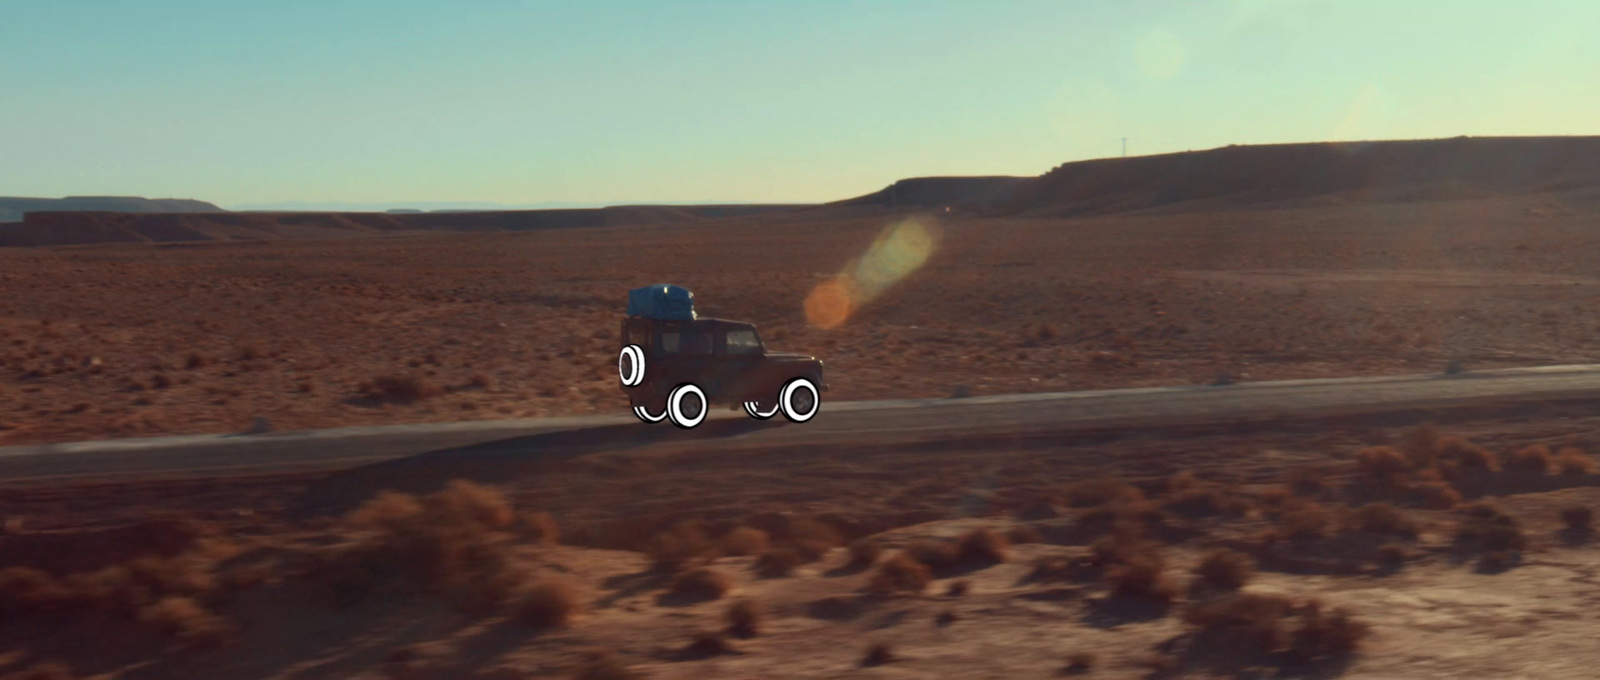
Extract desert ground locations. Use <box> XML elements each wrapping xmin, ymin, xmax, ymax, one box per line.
<box><xmin>3</xmin><ymin>193</ymin><xmax>1600</xmax><ymax>446</ymax></box>
<box><xmin>6</xmin><ymin>411</ymin><xmax>1600</xmax><ymax>679</ymax></box>
<box><xmin>6</xmin><ymin>162</ymin><xmax>1600</xmax><ymax>678</ymax></box>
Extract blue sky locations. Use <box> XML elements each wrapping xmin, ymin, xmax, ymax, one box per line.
<box><xmin>2</xmin><ymin>0</ymin><xmax>1596</xmax><ymax>208</ymax></box>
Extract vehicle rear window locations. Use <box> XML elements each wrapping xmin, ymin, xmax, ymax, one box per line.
<box><xmin>725</xmin><ymin>329</ymin><xmax>762</xmax><ymax>355</ymax></box>
<box><xmin>661</xmin><ymin>330</ymin><xmax>713</xmax><ymax>355</ymax></box>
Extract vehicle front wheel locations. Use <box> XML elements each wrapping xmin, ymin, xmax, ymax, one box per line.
<box><xmin>778</xmin><ymin>376</ymin><xmax>820</xmax><ymax>423</ymax></box>
<box><xmin>666</xmin><ymin>383</ymin><xmax>708</xmax><ymax>429</ymax></box>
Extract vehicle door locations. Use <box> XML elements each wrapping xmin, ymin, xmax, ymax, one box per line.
<box><xmin>712</xmin><ymin>327</ymin><xmax>766</xmax><ymax>400</ymax></box>
<box><xmin>655</xmin><ymin>324</ymin><xmax>716</xmax><ymax>392</ymax></box>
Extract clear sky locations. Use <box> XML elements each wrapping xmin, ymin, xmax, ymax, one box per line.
<box><xmin>2</xmin><ymin>0</ymin><xmax>1596</xmax><ymax>208</ymax></box>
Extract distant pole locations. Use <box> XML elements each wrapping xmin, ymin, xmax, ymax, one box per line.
<box><xmin>1122</xmin><ymin>137</ymin><xmax>1128</xmax><ymax>157</ymax></box>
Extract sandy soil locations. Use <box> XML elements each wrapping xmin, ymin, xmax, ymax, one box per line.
<box><xmin>4</xmin><ymin>193</ymin><xmax>1600</xmax><ymax>446</ymax></box>
<box><xmin>3</xmin><ymin>182</ymin><xmax>1600</xmax><ymax>678</ymax></box>
<box><xmin>4</xmin><ymin>413</ymin><xmax>1600</xmax><ymax>679</ymax></box>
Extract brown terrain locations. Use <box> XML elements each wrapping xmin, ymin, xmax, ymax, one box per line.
<box><xmin>5</xmin><ymin>136</ymin><xmax>1600</xmax><ymax>678</ymax></box>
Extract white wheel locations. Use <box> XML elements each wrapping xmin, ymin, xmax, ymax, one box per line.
<box><xmin>667</xmin><ymin>383</ymin><xmax>707</xmax><ymax>429</ymax></box>
<box><xmin>778</xmin><ymin>377</ymin><xmax>820</xmax><ymax>423</ymax></box>
<box><xmin>633</xmin><ymin>403</ymin><xmax>667</xmax><ymax>423</ymax></box>
<box><xmin>743</xmin><ymin>399</ymin><xmax>779</xmax><ymax>420</ymax></box>
<box><xmin>618</xmin><ymin>344</ymin><xmax>645</xmax><ymax>387</ymax></box>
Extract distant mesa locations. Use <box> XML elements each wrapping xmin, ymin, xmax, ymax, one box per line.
<box><xmin>840</xmin><ymin>136</ymin><xmax>1600</xmax><ymax>217</ymax></box>
<box><xmin>0</xmin><ymin>196</ymin><xmax>223</xmax><ymax>222</ymax></box>
<box><xmin>5</xmin><ymin>136</ymin><xmax>1600</xmax><ymax>247</ymax></box>
<box><xmin>835</xmin><ymin>176</ymin><xmax>1033</xmax><ymax>210</ymax></box>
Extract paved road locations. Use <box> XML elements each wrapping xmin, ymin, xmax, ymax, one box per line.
<box><xmin>3</xmin><ymin>364</ymin><xmax>1600</xmax><ymax>483</ymax></box>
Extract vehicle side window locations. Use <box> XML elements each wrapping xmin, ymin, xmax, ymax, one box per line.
<box><xmin>624</xmin><ymin>323</ymin><xmax>647</xmax><ymax>348</ymax></box>
<box><xmin>660</xmin><ymin>331</ymin><xmax>712</xmax><ymax>355</ymax></box>
<box><xmin>725</xmin><ymin>329</ymin><xmax>762</xmax><ymax>355</ymax></box>
<box><xmin>681</xmin><ymin>331</ymin><xmax>713</xmax><ymax>355</ymax></box>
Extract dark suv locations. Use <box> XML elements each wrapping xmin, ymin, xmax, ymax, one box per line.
<box><xmin>618</xmin><ymin>316</ymin><xmax>826</xmax><ymax>428</ymax></box>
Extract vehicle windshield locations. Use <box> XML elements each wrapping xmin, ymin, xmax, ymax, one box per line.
<box><xmin>724</xmin><ymin>329</ymin><xmax>762</xmax><ymax>355</ymax></box>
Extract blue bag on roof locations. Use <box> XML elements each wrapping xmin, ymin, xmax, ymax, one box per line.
<box><xmin>627</xmin><ymin>284</ymin><xmax>697</xmax><ymax>321</ymax></box>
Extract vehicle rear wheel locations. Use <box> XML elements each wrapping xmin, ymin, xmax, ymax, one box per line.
<box><xmin>632</xmin><ymin>402</ymin><xmax>668</xmax><ymax>423</ymax></box>
<box><xmin>778</xmin><ymin>376</ymin><xmax>820</xmax><ymax>423</ymax></box>
<box><xmin>667</xmin><ymin>383</ymin><xmax>707</xmax><ymax>429</ymax></box>
<box><xmin>743</xmin><ymin>396</ymin><xmax>779</xmax><ymax>420</ymax></box>
<box><xmin>631</xmin><ymin>389</ymin><xmax>667</xmax><ymax>423</ymax></box>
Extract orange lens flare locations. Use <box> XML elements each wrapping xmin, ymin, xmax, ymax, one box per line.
<box><xmin>804</xmin><ymin>217</ymin><xmax>939</xmax><ymax>329</ymax></box>
<box><xmin>803</xmin><ymin>277</ymin><xmax>855</xmax><ymax>330</ymax></box>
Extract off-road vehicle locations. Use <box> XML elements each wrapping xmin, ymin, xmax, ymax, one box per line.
<box><xmin>617</xmin><ymin>285</ymin><xmax>826</xmax><ymax>428</ymax></box>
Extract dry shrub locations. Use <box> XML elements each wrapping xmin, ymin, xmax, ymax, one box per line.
<box><xmin>861</xmin><ymin>642</ymin><xmax>895</xmax><ymax>667</ymax></box>
<box><xmin>570</xmin><ymin>650</ymin><xmax>638</xmax><ymax>680</ymax></box>
<box><xmin>1257</xmin><ymin>486</ymin><xmax>1292</xmax><ymax>511</ymax></box>
<box><xmin>1</xmin><ymin>549</ymin><xmax>223</xmax><ymax>630</ymax></box>
<box><xmin>847</xmin><ymin>538</ymin><xmax>882</xmax><ymax>568</ymax></box>
<box><xmin>1064</xmin><ymin>652</ymin><xmax>1096</xmax><ymax>675</ymax></box>
<box><xmin>358</xmin><ymin>374</ymin><xmax>444</xmax><ymax>403</ymax></box>
<box><xmin>945</xmin><ymin>580</ymin><xmax>970</xmax><ymax>597</ymax></box>
<box><xmin>792</xmin><ymin>538</ymin><xmax>834</xmax><ymax>563</ymax></box>
<box><xmin>1005</xmin><ymin>524</ymin><xmax>1042</xmax><ymax>544</ymax></box>
<box><xmin>1378</xmin><ymin>543</ymin><xmax>1407</xmax><ymax>568</ymax></box>
<box><xmin>468</xmin><ymin>373</ymin><xmax>494</xmax><ymax>389</ymax></box>
<box><xmin>720</xmin><ymin>527</ymin><xmax>770</xmax><ymax>557</ymax></box>
<box><xmin>1163</xmin><ymin>485</ymin><xmax>1253</xmax><ymax>518</ymax></box>
<box><xmin>319</xmin><ymin>481</ymin><xmax>520</xmax><ymax>606</ymax></box>
<box><xmin>935</xmin><ymin>609</ymin><xmax>959</xmax><ymax>626</ymax></box>
<box><xmin>1408</xmin><ymin>480</ymin><xmax>1463</xmax><ymax>509</ymax></box>
<box><xmin>1029</xmin><ymin>554</ymin><xmax>1091</xmax><ymax>583</ymax></box>
<box><xmin>682</xmin><ymin>632</ymin><xmax>733</xmax><ymax>658</ymax></box>
<box><xmin>954</xmin><ymin>528</ymin><xmax>1008</xmax><ymax>566</ymax></box>
<box><xmin>903</xmin><ymin>539</ymin><xmax>957</xmax><ymax>572</ymax></box>
<box><xmin>1439</xmin><ymin>436</ymin><xmax>1499</xmax><ymax>473</ymax></box>
<box><xmin>753</xmin><ymin>548</ymin><xmax>801</xmax><ymax>578</ymax></box>
<box><xmin>787</xmin><ymin>517</ymin><xmax>842</xmax><ymax>547</ymax></box>
<box><xmin>1401</xmin><ymin>424</ymin><xmax>1442</xmax><ymax>466</ymax></box>
<box><xmin>4</xmin><ymin>661</ymin><xmax>76</xmax><ymax>680</ymax></box>
<box><xmin>868</xmin><ymin>552</ymin><xmax>932</xmax><ymax>594</ymax></box>
<box><xmin>516</xmin><ymin>578</ymin><xmax>581</xmax><ymax>628</ymax></box>
<box><xmin>1193</xmin><ymin>548</ymin><xmax>1255</xmax><ymax>592</ymax></box>
<box><xmin>138</xmin><ymin>595</ymin><xmax>233</xmax><ymax>646</ymax></box>
<box><xmin>520</xmin><ymin>511</ymin><xmax>560</xmax><ymax>545</ymax></box>
<box><xmin>726</xmin><ymin>598</ymin><xmax>761</xmax><ymax>638</ymax></box>
<box><xmin>1063</xmin><ymin>478</ymin><xmax>1146</xmax><ymax>508</ymax></box>
<box><xmin>1478</xmin><ymin>550</ymin><xmax>1515</xmax><ymax>572</ymax></box>
<box><xmin>646</xmin><ymin>521</ymin><xmax>717</xmax><ymax>571</ymax></box>
<box><xmin>1286</xmin><ymin>466</ymin><xmax>1330</xmax><ymax>497</ymax></box>
<box><xmin>1453</xmin><ymin>502</ymin><xmax>1526</xmax><ymax>553</ymax></box>
<box><xmin>1355</xmin><ymin>446</ymin><xmax>1411</xmax><ymax>477</ymax></box>
<box><xmin>1107</xmin><ymin>552</ymin><xmax>1179</xmax><ymax>602</ymax></box>
<box><xmin>669</xmin><ymin>568</ymin><xmax>730</xmax><ymax>602</ymax></box>
<box><xmin>1167</xmin><ymin>470</ymin><xmax>1201</xmax><ymax>493</ymax></box>
<box><xmin>1503</xmin><ymin>444</ymin><xmax>1553</xmax><ymax>473</ymax></box>
<box><xmin>1561</xmin><ymin>505</ymin><xmax>1593</xmax><ymax>533</ymax></box>
<box><xmin>1288</xmin><ymin>599</ymin><xmax>1370</xmax><ymax>664</ymax></box>
<box><xmin>1556</xmin><ymin>447</ymin><xmax>1598</xmax><ymax>475</ymax></box>
<box><xmin>1183</xmin><ymin>592</ymin><xmax>1295</xmax><ymax>657</ymax></box>
<box><xmin>1278</xmin><ymin>499</ymin><xmax>1330</xmax><ymax>542</ymax></box>
<box><xmin>1350</xmin><ymin>503</ymin><xmax>1418</xmax><ymax>538</ymax></box>
<box><xmin>1140</xmin><ymin>653</ymin><xmax>1180</xmax><ymax>675</ymax></box>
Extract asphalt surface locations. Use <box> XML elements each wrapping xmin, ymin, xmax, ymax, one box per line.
<box><xmin>3</xmin><ymin>364</ymin><xmax>1600</xmax><ymax>484</ymax></box>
